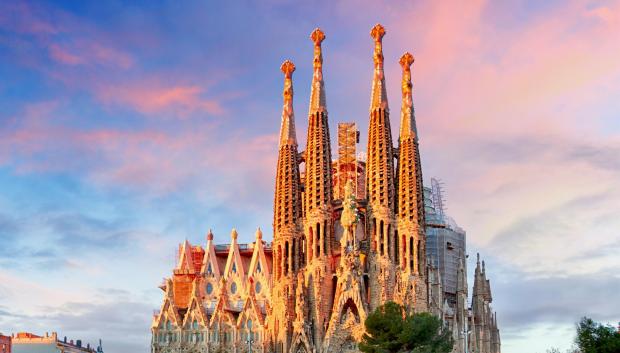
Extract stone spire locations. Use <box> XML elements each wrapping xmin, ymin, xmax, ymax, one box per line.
<box><xmin>309</xmin><ymin>28</ymin><xmax>327</xmax><ymax>115</ymax></box>
<box><xmin>474</xmin><ymin>253</ymin><xmax>484</xmax><ymax>296</ymax></box>
<box><xmin>302</xmin><ymin>28</ymin><xmax>335</xmax><ymax>348</ymax></box>
<box><xmin>271</xmin><ymin>61</ymin><xmax>304</xmax><ymax>353</ymax></box>
<box><xmin>370</xmin><ymin>24</ymin><xmax>388</xmax><ymax>111</ymax></box>
<box><xmin>303</xmin><ymin>27</ymin><xmax>334</xmax><ymax>260</ymax></box>
<box><xmin>366</xmin><ymin>23</ymin><xmax>396</xmax><ymax>261</ymax></box>
<box><xmin>472</xmin><ymin>253</ymin><xmax>500</xmax><ymax>353</ymax></box>
<box><xmin>397</xmin><ymin>52</ymin><xmax>425</xmax><ymax>276</ymax></box>
<box><xmin>273</xmin><ymin>60</ymin><xmax>303</xmax><ymax>274</ymax></box>
<box><xmin>279</xmin><ymin>60</ymin><xmax>297</xmax><ymax>147</ymax></box>
<box><xmin>398</xmin><ymin>52</ymin><xmax>417</xmax><ymax>140</ymax></box>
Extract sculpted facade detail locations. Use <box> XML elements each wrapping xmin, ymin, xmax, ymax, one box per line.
<box><xmin>151</xmin><ymin>24</ymin><xmax>499</xmax><ymax>353</ymax></box>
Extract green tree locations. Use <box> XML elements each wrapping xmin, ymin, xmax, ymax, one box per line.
<box><xmin>359</xmin><ymin>301</ymin><xmax>453</xmax><ymax>353</ymax></box>
<box><xmin>575</xmin><ymin>317</ymin><xmax>620</xmax><ymax>353</ymax></box>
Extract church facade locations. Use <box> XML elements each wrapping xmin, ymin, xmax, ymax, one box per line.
<box><xmin>151</xmin><ymin>24</ymin><xmax>500</xmax><ymax>353</ymax></box>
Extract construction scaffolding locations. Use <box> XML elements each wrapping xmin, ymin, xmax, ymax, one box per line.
<box><xmin>335</xmin><ymin>122</ymin><xmax>360</xmax><ymax>200</ymax></box>
<box><xmin>431</xmin><ymin>177</ymin><xmax>447</xmax><ymax>221</ymax></box>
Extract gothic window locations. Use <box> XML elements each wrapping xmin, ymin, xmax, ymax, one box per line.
<box><xmin>256</xmin><ymin>262</ymin><xmax>262</xmax><ymax>273</ymax></box>
<box><xmin>207</xmin><ymin>263</ymin><xmax>212</xmax><ymax>275</ymax></box>
<box><xmin>284</xmin><ymin>241</ymin><xmax>289</xmax><ymax>274</ymax></box>
<box><xmin>324</xmin><ymin>220</ymin><xmax>328</xmax><ymax>254</ymax></box>
<box><xmin>232</xmin><ymin>262</ymin><xmax>237</xmax><ymax>274</ymax></box>
<box><xmin>417</xmin><ymin>240</ymin><xmax>422</xmax><ymax>273</ymax></box>
<box><xmin>292</xmin><ymin>239</ymin><xmax>296</xmax><ymax>271</ymax></box>
<box><xmin>193</xmin><ymin>319</ymin><xmax>198</xmax><ymax>330</ymax></box>
<box><xmin>316</xmin><ymin>222</ymin><xmax>321</xmax><ymax>256</ymax></box>
<box><xmin>231</xmin><ymin>282</ymin><xmax>237</xmax><ymax>294</ymax></box>
<box><xmin>380</xmin><ymin>220</ymin><xmax>385</xmax><ymax>255</ymax></box>
<box><xmin>409</xmin><ymin>237</ymin><xmax>414</xmax><ymax>271</ymax></box>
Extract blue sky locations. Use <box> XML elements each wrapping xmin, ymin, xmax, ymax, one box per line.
<box><xmin>1</xmin><ymin>1</ymin><xmax>619</xmax><ymax>352</ymax></box>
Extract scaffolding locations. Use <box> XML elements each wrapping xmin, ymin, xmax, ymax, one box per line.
<box><xmin>335</xmin><ymin>122</ymin><xmax>360</xmax><ymax>200</ymax></box>
<box><xmin>431</xmin><ymin>177</ymin><xmax>447</xmax><ymax>221</ymax></box>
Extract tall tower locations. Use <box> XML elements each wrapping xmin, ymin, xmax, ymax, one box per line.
<box><xmin>396</xmin><ymin>52</ymin><xmax>428</xmax><ymax>312</ymax></box>
<box><xmin>365</xmin><ymin>24</ymin><xmax>397</xmax><ymax>309</ymax></box>
<box><xmin>303</xmin><ymin>28</ymin><xmax>334</xmax><ymax>348</ymax></box>
<box><xmin>271</xmin><ymin>59</ymin><xmax>303</xmax><ymax>353</ymax></box>
<box><xmin>472</xmin><ymin>254</ymin><xmax>496</xmax><ymax>353</ymax></box>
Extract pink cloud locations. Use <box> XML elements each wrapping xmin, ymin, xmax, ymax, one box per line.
<box><xmin>96</xmin><ymin>82</ymin><xmax>225</xmax><ymax>117</ymax></box>
<box><xmin>347</xmin><ymin>0</ymin><xmax>620</xmax><ymax>278</ymax></box>
<box><xmin>0</xmin><ymin>2</ymin><xmax>59</xmax><ymax>35</ymax></box>
<box><xmin>0</xmin><ymin>101</ymin><xmax>275</xmax><ymax>200</ymax></box>
<box><xmin>0</xmin><ymin>2</ymin><xmax>135</xmax><ymax>72</ymax></box>
<box><xmin>356</xmin><ymin>0</ymin><xmax>620</xmax><ymax>145</ymax></box>
<box><xmin>48</xmin><ymin>41</ymin><xmax>134</xmax><ymax>68</ymax></box>
<box><xmin>49</xmin><ymin>44</ymin><xmax>84</xmax><ymax>65</ymax></box>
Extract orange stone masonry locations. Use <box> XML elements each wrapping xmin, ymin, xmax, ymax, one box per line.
<box><xmin>150</xmin><ymin>24</ymin><xmax>499</xmax><ymax>353</ymax></box>
<box><xmin>394</xmin><ymin>52</ymin><xmax>428</xmax><ymax>313</ymax></box>
<box><xmin>365</xmin><ymin>24</ymin><xmax>399</xmax><ymax>311</ymax></box>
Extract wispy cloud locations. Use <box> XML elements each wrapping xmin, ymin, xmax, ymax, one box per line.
<box><xmin>1</xmin><ymin>1</ymin><xmax>619</xmax><ymax>353</ymax></box>
<box><xmin>0</xmin><ymin>100</ymin><xmax>275</xmax><ymax>201</ymax></box>
<box><xmin>96</xmin><ymin>82</ymin><xmax>224</xmax><ymax>116</ymax></box>
<box><xmin>48</xmin><ymin>42</ymin><xmax>134</xmax><ymax>68</ymax></box>
<box><xmin>0</xmin><ymin>283</ymin><xmax>152</xmax><ymax>353</ymax></box>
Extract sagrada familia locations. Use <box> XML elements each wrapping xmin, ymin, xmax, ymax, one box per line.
<box><xmin>151</xmin><ymin>24</ymin><xmax>500</xmax><ymax>353</ymax></box>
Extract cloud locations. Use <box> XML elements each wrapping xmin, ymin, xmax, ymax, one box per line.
<box><xmin>1</xmin><ymin>2</ymin><xmax>620</xmax><ymax>353</ymax></box>
<box><xmin>96</xmin><ymin>82</ymin><xmax>224</xmax><ymax>116</ymax></box>
<box><xmin>487</xmin><ymin>189</ymin><xmax>620</xmax><ymax>276</ymax></box>
<box><xmin>43</xmin><ymin>212</ymin><xmax>130</xmax><ymax>249</ymax></box>
<box><xmin>48</xmin><ymin>42</ymin><xmax>134</xmax><ymax>69</ymax></box>
<box><xmin>0</xmin><ymin>2</ymin><xmax>60</xmax><ymax>35</ymax></box>
<box><xmin>494</xmin><ymin>269</ymin><xmax>620</xmax><ymax>330</ymax></box>
<box><xmin>48</xmin><ymin>43</ymin><xmax>84</xmax><ymax>65</ymax></box>
<box><xmin>38</xmin><ymin>300</ymin><xmax>152</xmax><ymax>353</ymax></box>
<box><xmin>0</xmin><ymin>100</ymin><xmax>276</xmax><ymax>207</ymax></box>
<box><xmin>0</xmin><ymin>289</ymin><xmax>152</xmax><ymax>353</ymax></box>
<box><xmin>0</xmin><ymin>209</ymin><xmax>133</xmax><ymax>272</ymax></box>
<box><xmin>489</xmin><ymin>265</ymin><xmax>620</xmax><ymax>352</ymax></box>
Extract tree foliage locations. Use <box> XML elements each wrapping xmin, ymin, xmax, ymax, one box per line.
<box><xmin>359</xmin><ymin>301</ymin><xmax>453</xmax><ymax>353</ymax></box>
<box><xmin>575</xmin><ymin>317</ymin><xmax>620</xmax><ymax>353</ymax></box>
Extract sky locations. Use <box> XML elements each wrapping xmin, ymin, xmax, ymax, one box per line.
<box><xmin>0</xmin><ymin>0</ymin><xmax>619</xmax><ymax>352</ymax></box>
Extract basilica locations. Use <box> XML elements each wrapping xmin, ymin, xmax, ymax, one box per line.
<box><xmin>151</xmin><ymin>24</ymin><xmax>500</xmax><ymax>353</ymax></box>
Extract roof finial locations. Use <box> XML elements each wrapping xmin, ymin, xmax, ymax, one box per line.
<box><xmin>279</xmin><ymin>60</ymin><xmax>297</xmax><ymax>146</ymax></box>
<box><xmin>399</xmin><ymin>52</ymin><xmax>417</xmax><ymax>139</ymax></box>
<box><xmin>207</xmin><ymin>229</ymin><xmax>214</xmax><ymax>241</ymax></box>
<box><xmin>371</xmin><ymin>24</ymin><xmax>386</xmax><ymax>67</ymax></box>
<box><xmin>309</xmin><ymin>28</ymin><xmax>327</xmax><ymax>115</ymax></box>
<box><xmin>231</xmin><ymin>228</ymin><xmax>238</xmax><ymax>240</ymax></box>
<box><xmin>370</xmin><ymin>24</ymin><xmax>388</xmax><ymax>111</ymax></box>
<box><xmin>255</xmin><ymin>227</ymin><xmax>263</xmax><ymax>240</ymax></box>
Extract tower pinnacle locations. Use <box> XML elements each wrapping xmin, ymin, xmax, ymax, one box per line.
<box><xmin>279</xmin><ymin>60</ymin><xmax>297</xmax><ymax>146</ymax></box>
<box><xmin>366</xmin><ymin>23</ymin><xmax>395</xmax><ymax>227</ymax></box>
<box><xmin>370</xmin><ymin>24</ymin><xmax>388</xmax><ymax>111</ymax></box>
<box><xmin>309</xmin><ymin>28</ymin><xmax>327</xmax><ymax>115</ymax></box>
<box><xmin>396</xmin><ymin>51</ymin><xmax>425</xmax><ymax>276</ymax></box>
<box><xmin>273</xmin><ymin>59</ymin><xmax>302</xmax><ymax>236</ymax></box>
<box><xmin>399</xmin><ymin>52</ymin><xmax>417</xmax><ymax>140</ymax></box>
<box><xmin>270</xmin><ymin>61</ymin><xmax>304</xmax><ymax>351</ymax></box>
